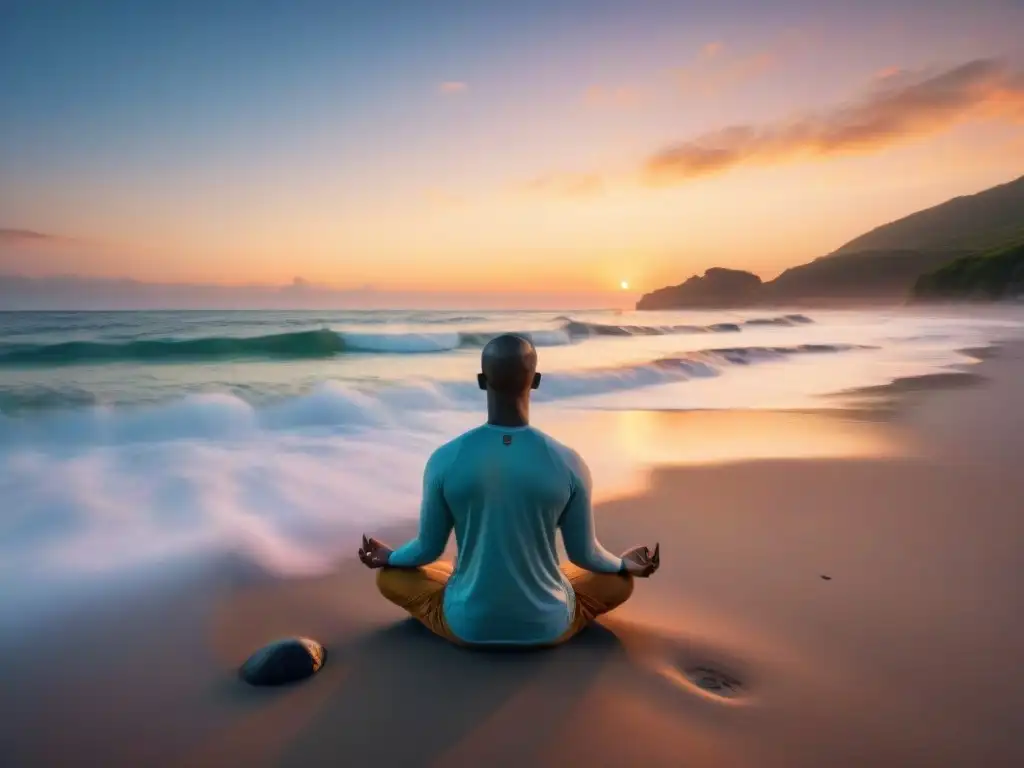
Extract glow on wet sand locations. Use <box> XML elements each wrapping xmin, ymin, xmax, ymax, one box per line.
<box><xmin>536</xmin><ymin>408</ymin><xmax>912</xmax><ymax>502</ymax></box>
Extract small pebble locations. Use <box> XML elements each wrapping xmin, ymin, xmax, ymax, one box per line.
<box><xmin>239</xmin><ymin>637</ymin><xmax>326</xmax><ymax>686</ymax></box>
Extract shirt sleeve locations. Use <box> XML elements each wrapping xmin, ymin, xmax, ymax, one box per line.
<box><xmin>558</xmin><ymin>452</ymin><xmax>624</xmax><ymax>573</ymax></box>
<box><xmin>387</xmin><ymin>448</ymin><xmax>454</xmax><ymax>568</ymax></box>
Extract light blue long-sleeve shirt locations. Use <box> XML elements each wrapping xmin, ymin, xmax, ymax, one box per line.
<box><xmin>387</xmin><ymin>423</ymin><xmax>624</xmax><ymax>645</ymax></box>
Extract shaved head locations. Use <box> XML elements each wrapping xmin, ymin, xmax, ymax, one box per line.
<box><xmin>480</xmin><ymin>334</ymin><xmax>539</xmax><ymax>395</ymax></box>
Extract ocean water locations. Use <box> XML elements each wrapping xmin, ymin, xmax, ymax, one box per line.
<box><xmin>2</xmin><ymin>307</ymin><xmax>1022</xmax><ymax>620</ymax></box>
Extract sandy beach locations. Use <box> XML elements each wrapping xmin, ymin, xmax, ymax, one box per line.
<box><xmin>2</xmin><ymin>342</ymin><xmax>1023</xmax><ymax>767</ymax></box>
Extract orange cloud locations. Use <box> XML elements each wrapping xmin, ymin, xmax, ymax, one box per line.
<box><xmin>988</xmin><ymin>71</ymin><xmax>1024</xmax><ymax>122</ymax></box>
<box><xmin>438</xmin><ymin>81</ymin><xmax>468</xmax><ymax>95</ymax></box>
<box><xmin>646</xmin><ymin>59</ymin><xmax>1024</xmax><ymax>184</ymax></box>
<box><xmin>702</xmin><ymin>42</ymin><xmax>723</xmax><ymax>58</ymax></box>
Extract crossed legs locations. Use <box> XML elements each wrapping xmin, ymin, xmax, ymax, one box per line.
<box><xmin>375</xmin><ymin>561</ymin><xmax>633</xmax><ymax>646</ymax></box>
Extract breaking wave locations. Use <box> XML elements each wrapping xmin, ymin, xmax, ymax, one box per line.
<box><xmin>0</xmin><ymin>315</ymin><xmax>815</xmax><ymax>366</ymax></box>
<box><xmin>0</xmin><ymin>341</ymin><xmax>862</xmax><ymax>431</ymax></box>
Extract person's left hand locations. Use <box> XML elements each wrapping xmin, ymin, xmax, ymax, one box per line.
<box><xmin>620</xmin><ymin>543</ymin><xmax>660</xmax><ymax>577</ymax></box>
<box><xmin>358</xmin><ymin>535</ymin><xmax>393</xmax><ymax>569</ymax></box>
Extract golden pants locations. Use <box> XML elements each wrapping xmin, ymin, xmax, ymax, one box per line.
<box><xmin>376</xmin><ymin>561</ymin><xmax>634</xmax><ymax>646</ymax></box>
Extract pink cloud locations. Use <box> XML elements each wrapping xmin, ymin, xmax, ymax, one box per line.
<box><xmin>875</xmin><ymin>66</ymin><xmax>904</xmax><ymax>81</ymax></box>
<box><xmin>677</xmin><ymin>50</ymin><xmax>779</xmax><ymax>97</ymax></box>
<box><xmin>438</xmin><ymin>81</ymin><xmax>468</xmax><ymax>95</ymax></box>
<box><xmin>702</xmin><ymin>42</ymin><xmax>723</xmax><ymax>58</ymax></box>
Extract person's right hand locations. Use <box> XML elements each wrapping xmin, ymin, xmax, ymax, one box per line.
<box><xmin>358</xmin><ymin>535</ymin><xmax>393</xmax><ymax>569</ymax></box>
<box><xmin>620</xmin><ymin>543</ymin><xmax>660</xmax><ymax>577</ymax></box>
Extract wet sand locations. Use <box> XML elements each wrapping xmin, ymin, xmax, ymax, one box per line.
<box><xmin>2</xmin><ymin>344</ymin><xmax>1023</xmax><ymax>767</ymax></box>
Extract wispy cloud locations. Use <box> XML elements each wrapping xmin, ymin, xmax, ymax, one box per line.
<box><xmin>438</xmin><ymin>81</ymin><xmax>468</xmax><ymax>95</ymax></box>
<box><xmin>523</xmin><ymin>172</ymin><xmax>605</xmax><ymax>198</ymax></box>
<box><xmin>646</xmin><ymin>59</ymin><xmax>1024</xmax><ymax>184</ymax></box>
<box><xmin>0</xmin><ymin>228</ymin><xmax>59</xmax><ymax>244</ymax></box>
<box><xmin>875</xmin><ymin>66</ymin><xmax>903</xmax><ymax>81</ymax></box>
<box><xmin>701</xmin><ymin>42</ymin><xmax>723</xmax><ymax>59</ymax></box>
<box><xmin>582</xmin><ymin>35</ymin><xmax>800</xmax><ymax>111</ymax></box>
<box><xmin>677</xmin><ymin>29</ymin><xmax>814</xmax><ymax>99</ymax></box>
<box><xmin>676</xmin><ymin>49</ymin><xmax>779</xmax><ymax>97</ymax></box>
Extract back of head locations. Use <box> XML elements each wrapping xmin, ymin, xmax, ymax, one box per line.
<box><xmin>479</xmin><ymin>334</ymin><xmax>539</xmax><ymax>396</ymax></box>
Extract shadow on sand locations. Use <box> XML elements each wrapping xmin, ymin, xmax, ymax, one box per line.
<box><xmin>276</xmin><ymin>619</ymin><xmax>627</xmax><ymax>763</ymax></box>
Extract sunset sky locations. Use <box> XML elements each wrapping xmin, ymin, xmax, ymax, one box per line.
<box><xmin>2</xmin><ymin>0</ymin><xmax>1024</xmax><ymax>306</ymax></box>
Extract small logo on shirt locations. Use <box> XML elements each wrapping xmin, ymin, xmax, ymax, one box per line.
<box><xmin>502</xmin><ymin>434</ymin><xmax>512</xmax><ymax>446</ymax></box>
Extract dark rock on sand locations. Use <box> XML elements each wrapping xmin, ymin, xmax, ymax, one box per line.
<box><xmin>239</xmin><ymin>637</ymin><xmax>326</xmax><ymax>686</ymax></box>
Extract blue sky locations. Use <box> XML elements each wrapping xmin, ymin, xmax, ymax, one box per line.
<box><xmin>2</xmin><ymin>0</ymin><xmax>1023</xmax><ymax>301</ymax></box>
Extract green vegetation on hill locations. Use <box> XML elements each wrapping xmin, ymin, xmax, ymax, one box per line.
<box><xmin>635</xmin><ymin>174</ymin><xmax>1024</xmax><ymax>309</ymax></box>
<box><xmin>762</xmin><ymin>250</ymin><xmax>959</xmax><ymax>302</ymax></box>
<box><xmin>913</xmin><ymin>240</ymin><xmax>1024</xmax><ymax>301</ymax></box>
<box><xmin>830</xmin><ymin>176</ymin><xmax>1024</xmax><ymax>257</ymax></box>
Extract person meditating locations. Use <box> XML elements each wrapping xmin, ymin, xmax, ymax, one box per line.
<box><xmin>358</xmin><ymin>333</ymin><xmax>660</xmax><ymax>647</ymax></box>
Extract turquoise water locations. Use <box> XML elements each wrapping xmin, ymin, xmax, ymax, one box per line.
<box><xmin>2</xmin><ymin>307</ymin><xmax>1016</xmax><ymax>414</ymax></box>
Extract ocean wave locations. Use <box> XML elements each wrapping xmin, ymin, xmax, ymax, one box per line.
<box><xmin>0</xmin><ymin>314</ymin><xmax>816</xmax><ymax>366</ymax></box>
<box><xmin>343</xmin><ymin>332</ymin><xmax>463</xmax><ymax>353</ymax></box>
<box><xmin>743</xmin><ymin>314</ymin><xmax>814</xmax><ymax>327</ymax></box>
<box><xmin>0</xmin><ymin>383</ymin><xmax>101</xmax><ymax>412</ymax></box>
<box><xmin>0</xmin><ymin>342</ymin><xmax>863</xmax><ymax>430</ymax></box>
<box><xmin>701</xmin><ymin>343</ymin><xmax>858</xmax><ymax>364</ymax></box>
<box><xmin>0</xmin><ymin>329</ymin><xmax>348</xmax><ymax>365</ymax></box>
<box><xmin>563</xmin><ymin>314</ymin><xmax>812</xmax><ymax>337</ymax></box>
<box><xmin>535</xmin><ymin>342</ymin><xmax>862</xmax><ymax>400</ymax></box>
<box><xmin>0</xmin><ymin>326</ymin><xmax>581</xmax><ymax>365</ymax></box>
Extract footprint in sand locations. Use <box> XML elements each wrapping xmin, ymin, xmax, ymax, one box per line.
<box><xmin>648</xmin><ymin>653</ymin><xmax>747</xmax><ymax>702</ymax></box>
<box><xmin>610</xmin><ymin>620</ymin><xmax>750</xmax><ymax>703</ymax></box>
<box><xmin>683</xmin><ymin>666</ymin><xmax>744</xmax><ymax>699</ymax></box>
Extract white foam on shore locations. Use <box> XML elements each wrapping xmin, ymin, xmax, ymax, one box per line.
<box><xmin>341</xmin><ymin>331</ymin><xmax>463</xmax><ymax>353</ymax></box>
<box><xmin>0</xmin><ymin>343</ymin><xmax>873</xmax><ymax>446</ymax></box>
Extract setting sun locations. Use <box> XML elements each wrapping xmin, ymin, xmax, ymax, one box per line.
<box><xmin>620</xmin><ymin>280</ymin><xmax>630</xmax><ymax>290</ymax></box>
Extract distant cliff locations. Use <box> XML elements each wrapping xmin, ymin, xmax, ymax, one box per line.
<box><xmin>912</xmin><ymin>240</ymin><xmax>1024</xmax><ymax>302</ymax></box>
<box><xmin>635</xmin><ymin>268</ymin><xmax>762</xmax><ymax>310</ymax></box>
<box><xmin>637</xmin><ymin>174</ymin><xmax>1024</xmax><ymax>309</ymax></box>
<box><xmin>761</xmin><ymin>250</ymin><xmax>957</xmax><ymax>303</ymax></box>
